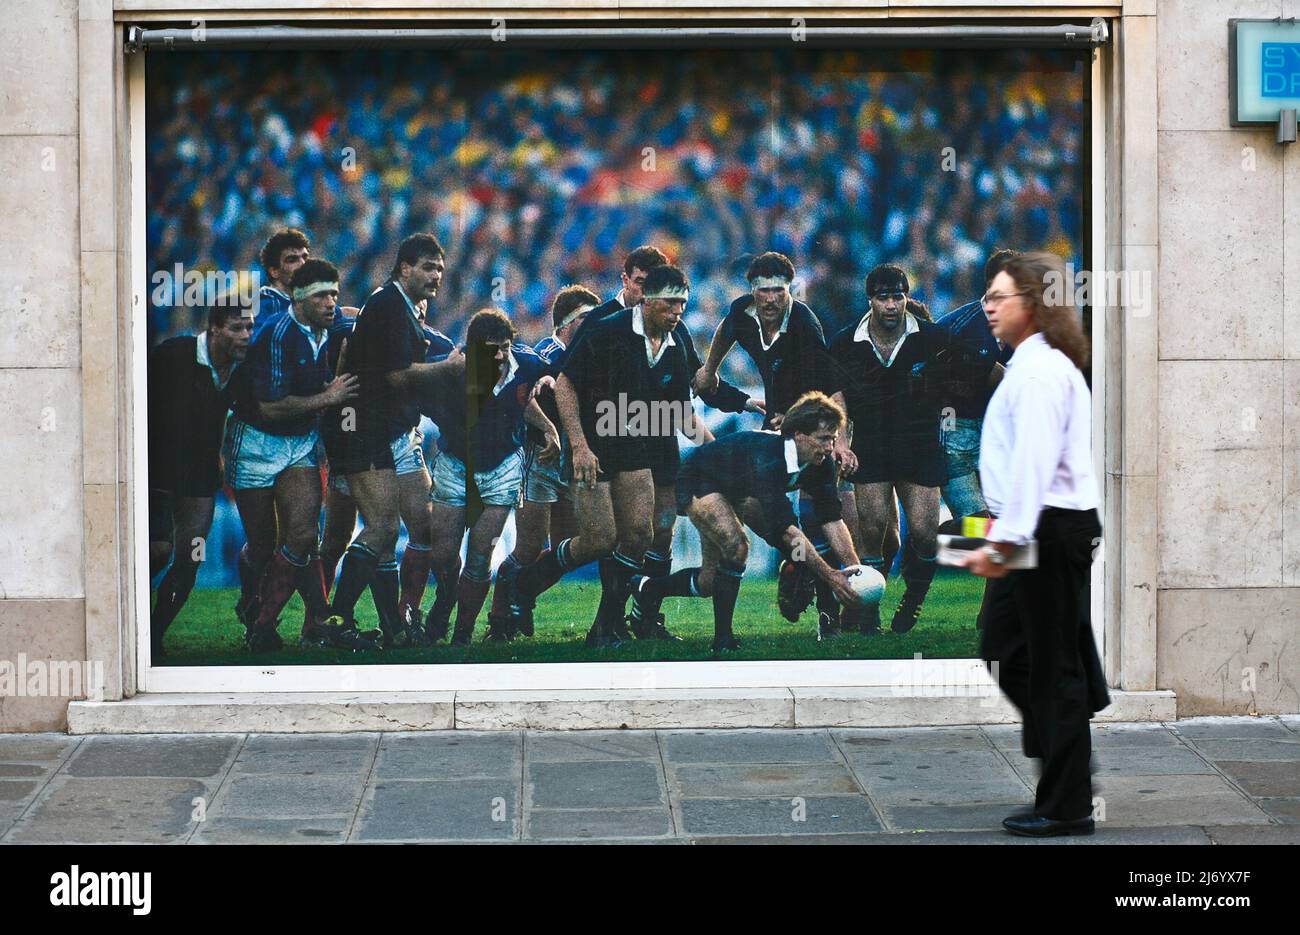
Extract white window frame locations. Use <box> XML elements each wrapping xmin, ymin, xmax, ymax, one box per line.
<box><xmin>130</xmin><ymin>40</ymin><xmax>1108</xmax><ymax>694</ymax></box>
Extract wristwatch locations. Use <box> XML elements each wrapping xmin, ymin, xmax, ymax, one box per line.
<box><xmin>981</xmin><ymin>545</ymin><xmax>1007</xmax><ymax>567</ymax></box>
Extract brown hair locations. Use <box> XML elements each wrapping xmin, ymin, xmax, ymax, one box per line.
<box><xmin>550</xmin><ymin>284</ymin><xmax>601</xmax><ymax>329</ymax></box>
<box><xmin>1000</xmin><ymin>251</ymin><xmax>1090</xmax><ymax>371</ymax></box>
<box><xmin>466</xmin><ymin>307</ymin><xmax>515</xmax><ymax>347</ymax></box>
<box><xmin>259</xmin><ymin>228</ymin><xmax>309</xmax><ymax>273</ymax></box>
<box><xmin>623</xmin><ymin>245</ymin><xmax>669</xmax><ymax>277</ymax></box>
<box><xmin>781</xmin><ymin>391</ymin><xmax>845</xmax><ymax>437</ymax></box>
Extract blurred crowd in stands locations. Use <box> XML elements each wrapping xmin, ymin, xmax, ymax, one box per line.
<box><xmin>148</xmin><ymin>47</ymin><xmax>1084</xmax><ymax>357</ymax></box>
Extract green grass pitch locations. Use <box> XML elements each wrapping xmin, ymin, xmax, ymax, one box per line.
<box><xmin>154</xmin><ymin>569</ymin><xmax>984</xmax><ymax>666</ymax></box>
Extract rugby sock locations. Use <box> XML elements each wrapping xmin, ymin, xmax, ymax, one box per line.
<box><xmin>332</xmin><ymin>543</ymin><xmax>380</xmax><ymax>619</ymax></box>
<box><xmin>256</xmin><ymin>547</ymin><xmax>308</xmax><ymax>629</ymax></box>
<box><xmin>520</xmin><ymin>537</ymin><xmax>576</xmax><ymax>600</ymax></box>
<box><xmin>900</xmin><ymin>540</ymin><xmax>938</xmax><ymax>599</ymax></box>
<box><xmin>593</xmin><ymin>550</ymin><xmax>639</xmax><ymax>633</ymax></box>
<box><xmin>428</xmin><ymin>560</ymin><xmax>461</xmax><ymax>631</ymax></box>
<box><xmin>398</xmin><ymin>542</ymin><xmax>433</xmax><ymax>619</ymax></box>
<box><xmin>320</xmin><ymin>547</ymin><xmax>345</xmax><ymax>598</ymax></box>
<box><xmin>370</xmin><ymin>558</ymin><xmax>402</xmax><ymax>636</ymax></box>
<box><xmin>640</xmin><ymin>549</ymin><xmax>671</xmax><ymax>580</ymax></box>
<box><xmin>631</xmin><ymin>568</ymin><xmax>698</xmax><ymax>622</ymax></box>
<box><xmin>153</xmin><ymin>558</ymin><xmax>200</xmax><ymax>637</ymax></box>
<box><xmin>237</xmin><ymin>545</ymin><xmax>258</xmax><ymax>606</ymax></box>
<box><xmin>297</xmin><ymin>556</ymin><xmax>331</xmax><ymax>627</ymax></box>
<box><xmin>490</xmin><ymin>553</ymin><xmax>524</xmax><ymax>617</ymax></box>
<box><xmin>453</xmin><ymin>572</ymin><xmax>492</xmax><ymax>642</ymax></box>
<box><xmin>712</xmin><ymin>559</ymin><xmax>745</xmax><ymax>647</ymax></box>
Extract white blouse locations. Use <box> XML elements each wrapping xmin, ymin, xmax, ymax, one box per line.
<box><xmin>978</xmin><ymin>332</ymin><xmax>1099</xmax><ymax>546</ymax></box>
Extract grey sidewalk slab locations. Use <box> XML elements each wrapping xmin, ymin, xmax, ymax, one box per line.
<box><xmin>1210</xmin><ymin>760</ymin><xmax>1300</xmax><ymax>797</ymax></box>
<box><xmin>1255</xmin><ymin>797</ymin><xmax>1300</xmax><ymax>823</ymax></box>
<box><xmin>690</xmin><ymin>827</ymin><xmax>1216</xmax><ymax>845</ymax></box>
<box><xmin>65</xmin><ymin>735</ymin><xmax>238</xmax><ymax>778</ymax></box>
<box><xmin>1093</xmin><ymin>774</ymin><xmax>1269</xmax><ymax>827</ymax></box>
<box><xmin>527</xmin><ymin>807</ymin><xmax>673</xmax><ymax>840</ymax></box>
<box><xmin>231</xmin><ymin>734</ymin><xmax>378</xmax><ymax>776</ymax></box>
<box><xmin>5</xmin><ymin>776</ymin><xmax>207</xmax><ymax>844</ymax></box>
<box><xmin>1174</xmin><ymin>717</ymin><xmax>1297</xmax><ymax>741</ymax></box>
<box><xmin>191</xmin><ymin>817</ymin><xmax>352</xmax><ymax>844</ymax></box>
<box><xmin>0</xmin><ymin>735</ymin><xmax>80</xmax><ymax>762</ymax></box>
<box><xmin>529</xmin><ymin>760</ymin><xmax>665</xmax><ymax>809</ymax></box>
<box><xmin>880</xmin><ymin>802</ymin><xmax>1036</xmax><ymax>832</ymax></box>
<box><xmin>526</xmin><ymin>730</ymin><xmax>660</xmax><ymax>762</ymax></box>
<box><xmin>356</xmin><ymin>779</ymin><xmax>518</xmax><ymax>841</ymax></box>
<box><xmin>1181</xmin><ymin>738</ymin><xmax>1300</xmax><ymax>762</ymax></box>
<box><xmin>678</xmin><ymin>795</ymin><xmax>882</xmax><ymax>836</ymax></box>
<box><xmin>211</xmin><ymin>774</ymin><xmax>363</xmax><ymax>820</ymax></box>
<box><xmin>673</xmin><ymin>763</ymin><xmax>860</xmax><ymax>798</ymax></box>
<box><xmin>836</xmin><ymin>727</ymin><xmax>991</xmax><ymax>750</ymax></box>
<box><xmin>375</xmin><ymin>731</ymin><xmax>520</xmax><ymax>780</ymax></box>
<box><xmin>662</xmin><ymin>729</ymin><xmax>839</xmax><ymax>764</ymax></box>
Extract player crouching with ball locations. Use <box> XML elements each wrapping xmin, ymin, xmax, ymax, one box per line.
<box><xmin>628</xmin><ymin>392</ymin><xmax>863</xmax><ymax>653</ymax></box>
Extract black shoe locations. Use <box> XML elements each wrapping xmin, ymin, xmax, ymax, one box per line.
<box><xmin>401</xmin><ymin>606</ymin><xmax>432</xmax><ymax>647</ymax></box>
<box><xmin>235</xmin><ymin>593</ymin><xmax>261</xmax><ymax>629</ymax></box>
<box><xmin>425</xmin><ymin>606</ymin><xmax>452</xmax><ymax>643</ymax></box>
<box><xmin>777</xmin><ymin>559</ymin><xmax>815</xmax><ymax>622</ymax></box>
<box><xmin>839</xmin><ymin>605</ymin><xmax>864</xmax><ymax>633</ymax></box>
<box><xmin>303</xmin><ymin>616</ymin><xmax>380</xmax><ymax>651</ymax></box>
<box><xmin>1001</xmin><ymin>814</ymin><xmax>1095</xmax><ymax>837</ymax></box>
<box><xmin>516</xmin><ymin>606</ymin><xmax>535</xmax><ymax>638</ymax></box>
<box><xmin>817</xmin><ymin>611</ymin><xmax>840</xmax><ymax>642</ymax></box>
<box><xmin>610</xmin><ymin>614</ymin><xmax>634</xmax><ymax>642</ymax></box>
<box><xmin>484</xmin><ymin>614</ymin><xmax>513</xmax><ymax>643</ymax></box>
<box><xmin>863</xmin><ymin>602</ymin><xmax>882</xmax><ymax>634</ymax></box>
<box><xmin>584</xmin><ymin>612</ymin><xmax>624</xmax><ymax>648</ymax></box>
<box><xmin>711</xmin><ymin>635</ymin><xmax>742</xmax><ymax>653</ymax></box>
<box><xmin>891</xmin><ymin>589</ymin><xmax>924</xmax><ymax>633</ymax></box>
<box><xmin>244</xmin><ymin>623</ymin><xmax>283</xmax><ymax>653</ymax></box>
<box><xmin>449</xmin><ymin>622</ymin><xmax>475</xmax><ymax>648</ymax></box>
<box><xmin>630</xmin><ymin>612</ymin><xmax>680</xmax><ymax>641</ymax></box>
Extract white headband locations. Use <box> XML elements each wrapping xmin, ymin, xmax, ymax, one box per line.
<box><xmin>750</xmin><ymin>275</ymin><xmax>791</xmax><ymax>289</ymax></box>
<box><xmin>557</xmin><ymin>303</ymin><xmax>597</xmax><ymax>330</ymax></box>
<box><xmin>643</xmin><ymin>284</ymin><xmax>689</xmax><ymax>302</ymax></box>
<box><xmin>292</xmin><ymin>281</ymin><xmax>339</xmax><ymax>301</ymax></box>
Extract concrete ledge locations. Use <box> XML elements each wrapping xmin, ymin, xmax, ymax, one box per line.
<box><xmin>67</xmin><ymin>692</ymin><xmax>456</xmax><ymax>734</ymax></box>
<box><xmin>453</xmin><ymin>688</ymin><xmax>795</xmax><ymax>730</ymax></box>
<box><xmin>64</xmin><ymin>689</ymin><xmax>1179</xmax><ymax>733</ymax></box>
<box><xmin>791</xmin><ymin>689</ymin><xmax>1177</xmax><ymax>727</ymax></box>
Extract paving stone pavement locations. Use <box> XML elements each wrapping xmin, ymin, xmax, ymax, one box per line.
<box><xmin>0</xmin><ymin>717</ymin><xmax>1296</xmax><ymax>844</ymax></box>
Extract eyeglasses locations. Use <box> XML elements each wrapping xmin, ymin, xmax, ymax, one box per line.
<box><xmin>981</xmin><ymin>290</ymin><xmax>1029</xmax><ymax>307</ymax></box>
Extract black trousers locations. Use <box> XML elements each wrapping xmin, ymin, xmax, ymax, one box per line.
<box><xmin>979</xmin><ymin>507</ymin><xmax>1108</xmax><ymax>821</ymax></box>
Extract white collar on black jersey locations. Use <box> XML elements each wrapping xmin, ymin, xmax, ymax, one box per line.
<box><xmin>493</xmin><ymin>347</ymin><xmax>519</xmax><ymax>396</ymax></box>
<box><xmin>783</xmin><ymin>436</ymin><xmax>801</xmax><ymax>476</ymax></box>
<box><xmin>745</xmin><ymin>299</ymin><xmax>793</xmax><ymax>352</ymax></box>
<box><xmin>195</xmin><ymin>331</ymin><xmax>236</xmax><ymax>389</ymax></box>
<box><xmin>853</xmin><ymin>310</ymin><xmax>919</xmax><ymax>367</ymax></box>
<box><xmin>632</xmin><ymin>305</ymin><xmax>675</xmax><ymax>367</ymax></box>
<box><xmin>393</xmin><ymin>280</ymin><xmax>422</xmax><ymax>324</ymax></box>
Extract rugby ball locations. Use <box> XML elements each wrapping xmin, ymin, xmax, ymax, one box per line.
<box><xmin>841</xmin><ymin>565</ymin><xmax>886</xmax><ymax>608</ymax></box>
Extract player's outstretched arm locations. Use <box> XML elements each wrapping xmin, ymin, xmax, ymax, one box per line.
<box><xmin>820</xmin><ymin>518</ymin><xmax>859</xmax><ymax>571</ymax></box>
<box><xmin>693</xmin><ymin>319</ymin><xmax>735</xmax><ymax>395</ymax></box>
<box><xmin>385</xmin><ymin>349</ymin><xmax>465</xmax><ymax>395</ymax></box>
<box><xmin>259</xmin><ymin>374</ymin><xmax>359</xmax><ymax>422</ymax></box>
<box><xmin>781</xmin><ymin>524</ymin><xmax>857</xmax><ymax>606</ymax></box>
